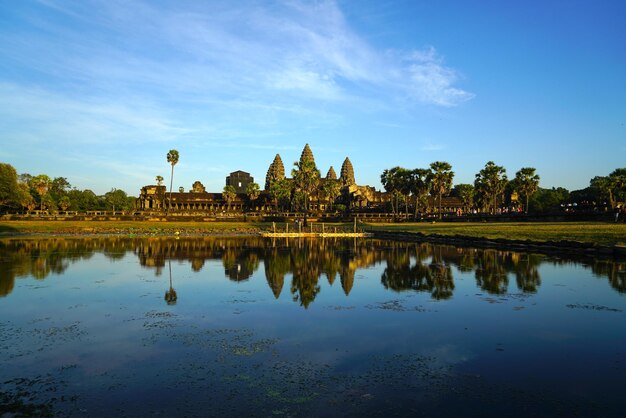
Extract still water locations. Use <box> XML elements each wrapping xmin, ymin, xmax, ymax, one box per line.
<box><xmin>1</xmin><ymin>237</ymin><xmax>625</xmax><ymax>417</ymax></box>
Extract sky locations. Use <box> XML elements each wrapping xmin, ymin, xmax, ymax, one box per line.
<box><xmin>0</xmin><ymin>0</ymin><xmax>625</xmax><ymax>196</ymax></box>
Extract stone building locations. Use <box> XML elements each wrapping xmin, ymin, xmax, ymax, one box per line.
<box><xmin>226</xmin><ymin>171</ymin><xmax>254</xmax><ymax>194</ymax></box>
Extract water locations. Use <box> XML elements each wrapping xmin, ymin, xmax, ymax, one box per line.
<box><xmin>1</xmin><ymin>236</ymin><xmax>625</xmax><ymax>417</ymax></box>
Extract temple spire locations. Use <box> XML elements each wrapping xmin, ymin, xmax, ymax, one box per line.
<box><xmin>339</xmin><ymin>157</ymin><xmax>355</xmax><ymax>186</ymax></box>
<box><xmin>265</xmin><ymin>154</ymin><xmax>285</xmax><ymax>190</ymax></box>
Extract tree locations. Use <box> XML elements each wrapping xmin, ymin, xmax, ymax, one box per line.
<box><xmin>179</xmin><ymin>186</ymin><xmax>184</xmax><ymax>193</ymax></box>
<box><xmin>475</xmin><ymin>161</ymin><xmax>507</xmax><ymax>214</ymax></box>
<box><xmin>453</xmin><ymin>183</ymin><xmax>475</xmax><ymax>213</ymax></box>
<box><xmin>156</xmin><ymin>175</ymin><xmax>164</xmax><ymax>186</ymax></box>
<box><xmin>0</xmin><ymin>163</ymin><xmax>19</xmax><ymax>209</ymax></box>
<box><xmin>166</xmin><ymin>149</ymin><xmax>179</xmax><ymax>215</ymax></box>
<box><xmin>381</xmin><ymin>167</ymin><xmax>403</xmax><ymax>216</ymax></box>
<box><xmin>513</xmin><ymin>167</ymin><xmax>540</xmax><ymax>213</ymax></box>
<box><xmin>269</xmin><ymin>179</ymin><xmax>291</xmax><ymax>212</ymax></box>
<box><xmin>322</xmin><ymin>179</ymin><xmax>341</xmax><ymax>211</ymax></box>
<box><xmin>104</xmin><ymin>188</ymin><xmax>130</xmax><ymax>212</ymax></box>
<box><xmin>16</xmin><ymin>182</ymin><xmax>35</xmax><ymax>212</ymax></box>
<box><xmin>410</xmin><ymin>168</ymin><xmax>432</xmax><ymax>218</ymax></box>
<box><xmin>31</xmin><ymin>174</ymin><xmax>51</xmax><ymax>211</ymax></box>
<box><xmin>222</xmin><ymin>185</ymin><xmax>236</xmax><ymax>211</ymax></box>
<box><xmin>58</xmin><ymin>196</ymin><xmax>71</xmax><ymax>211</ymax></box>
<box><xmin>246</xmin><ymin>182</ymin><xmax>260</xmax><ymax>210</ymax></box>
<box><xmin>429</xmin><ymin>161</ymin><xmax>454</xmax><ymax>219</ymax></box>
<box><xmin>291</xmin><ymin>155</ymin><xmax>320</xmax><ymax>225</ymax></box>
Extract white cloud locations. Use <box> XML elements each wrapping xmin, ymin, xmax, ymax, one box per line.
<box><xmin>21</xmin><ymin>0</ymin><xmax>472</xmax><ymax>109</ymax></box>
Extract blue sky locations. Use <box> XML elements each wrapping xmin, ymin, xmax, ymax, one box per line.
<box><xmin>1</xmin><ymin>0</ymin><xmax>624</xmax><ymax>195</ymax></box>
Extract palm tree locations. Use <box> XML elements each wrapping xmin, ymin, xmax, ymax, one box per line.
<box><xmin>291</xmin><ymin>156</ymin><xmax>320</xmax><ymax>226</ymax></box>
<box><xmin>246</xmin><ymin>182</ymin><xmax>260</xmax><ymax>210</ymax></box>
<box><xmin>475</xmin><ymin>161</ymin><xmax>507</xmax><ymax>214</ymax></box>
<box><xmin>156</xmin><ymin>175</ymin><xmax>164</xmax><ymax>186</ymax></box>
<box><xmin>429</xmin><ymin>161</ymin><xmax>454</xmax><ymax>219</ymax></box>
<box><xmin>381</xmin><ymin>167</ymin><xmax>403</xmax><ymax>216</ymax></box>
<box><xmin>514</xmin><ymin>167</ymin><xmax>540</xmax><ymax>213</ymax></box>
<box><xmin>222</xmin><ymin>185</ymin><xmax>236</xmax><ymax>211</ymax></box>
<box><xmin>178</xmin><ymin>186</ymin><xmax>184</xmax><ymax>193</ymax></box>
<box><xmin>31</xmin><ymin>174</ymin><xmax>51</xmax><ymax>211</ymax></box>
<box><xmin>166</xmin><ymin>149</ymin><xmax>179</xmax><ymax>215</ymax></box>
<box><xmin>410</xmin><ymin>168</ymin><xmax>431</xmax><ymax>219</ymax></box>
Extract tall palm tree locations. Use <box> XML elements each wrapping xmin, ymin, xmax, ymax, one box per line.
<box><xmin>166</xmin><ymin>149</ymin><xmax>179</xmax><ymax>215</ymax></box>
<box><xmin>410</xmin><ymin>168</ymin><xmax>432</xmax><ymax>219</ymax></box>
<box><xmin>429</xmin><ymin>161</ymin><xmax>454</xmax><ymax>219</ymax></box>
<box><xmin>514</xmin><ymin>167</ymin><xmax>540</xmax><ymax>213</ymax></box>
<box><xmin>291</xmin><ymin>156</ymin><xmax>320</xmax><ymax>226</ymax></box>
<box><xmin>475</xmin><ymin>161</ymin><xmax>507</xmax><ymax>214</ymax></box>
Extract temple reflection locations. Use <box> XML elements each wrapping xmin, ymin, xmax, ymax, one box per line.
<box><xmin>1</xmin><ymin>237</ymin><xmax>625</xmax><ymax>305</ymax></box>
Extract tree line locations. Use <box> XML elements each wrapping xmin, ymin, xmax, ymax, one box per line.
<box><xmin>0</xmin><ymin>163</ymin><xmax>135</xmax><ymax>213</ymax></box>
<box><xmin>380</xmin><ymin>161</ymin><xmax>626</xmax><ymax>216</ymax></box>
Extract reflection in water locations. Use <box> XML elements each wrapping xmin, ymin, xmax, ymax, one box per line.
<box><xmin>1</xmin><ymin>237</ymin><xmax>626</xmax><ymax>304</ymax></box>
<box><xmin>164</xmin><ymin>259</ymin><xmax>177</xmax><ymax>305</ymax></box>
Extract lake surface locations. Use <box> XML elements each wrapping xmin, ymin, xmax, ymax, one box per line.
<box><xmin>1</xmin><ymin>236</ymin><xmax>625</xmax><ymax>417</ymax></box>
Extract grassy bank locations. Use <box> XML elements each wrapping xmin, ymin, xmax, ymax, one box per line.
<box><xmin>0</xmin><ymin>220</ymin><xmax>272</xmax><ymax>235</ymax></box>
<box><xmin>364</xmin><ymin>221</ymin><xmax>626</xmax><ymax>246</ymax></box>
<box><xmin>0</xmin><ymin>220</ymin><xmax>357</xmax><ymax>236</ymax></box>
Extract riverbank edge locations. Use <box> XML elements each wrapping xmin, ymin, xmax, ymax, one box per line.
<box><xmin>368</xmin><ymin>230</ymin><xmax>626</xmax><ymax>259</ymax></box>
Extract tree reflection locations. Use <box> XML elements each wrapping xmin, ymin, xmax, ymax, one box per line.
<box><xmin>164</xmin><ymin>259</ymin><xmax>177</xmax><ymax>305</ymax></box>
<box><xmin>0</xmin><ymin>237</ymin><xmax>624</xmax><ymax>307</ymax></box>
<box><xmin>475</xmin><ymin>250</ymin><xmax>509</xmax><ymax>295</ymax></box>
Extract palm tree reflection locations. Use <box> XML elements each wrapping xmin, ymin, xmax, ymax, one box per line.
<box><xmin>164</xmin><ymin>259</ymin><xmax>177</xmax><ymax>305</ymax></box>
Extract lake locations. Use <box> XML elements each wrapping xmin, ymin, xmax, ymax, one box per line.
<box><xmin>1</xmin><ymin>236</ymin><xmax>625</xmax><ymax>417</ymax></box>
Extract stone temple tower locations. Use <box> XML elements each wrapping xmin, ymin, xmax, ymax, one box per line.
<box><xmin>339</xmin><ymin>157</ymin><xmax>355</xmax><ymax>186</ymax></box>
<box><xmin>299</xmin><ymin>143</ymin><xmax>315</xmax><ymax>165</ymax></box>
<box><xmin>265</xmin><ymin>154</ymin><xmax>285</xmax><ymax>190</ymax></box>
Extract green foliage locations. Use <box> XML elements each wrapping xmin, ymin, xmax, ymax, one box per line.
<box><xmin>512</xmin><ymin>167</ymin><xmax>540</xmax><ymax>213</ymax></box>
<box><xmin>156</xmin><ymin>175</ymin><xmax>164</xmax><ymax>186</ymax></box>
<box><xmin>291</xmin><ymin>156</ymin><xmax>320</xmax><ymax>214</ymax></box>
<box><xmin>222</xmin><ymin>185</ymin><xmax>237</xmax><ymax>211</ymax></box>
<box><xmin>0</xmin><ymin>163</ymin><xmax>19</xmax><ymax>209</ymax></box>
<box><xmin>453</xmin><ymin>183</ymin><xmax>475</xmax><ymax>211</ymax></box>
<box><xmin>429</xmin><ymin>161</ymin><xmax>454</xmax><ymax>218</ymax></box>
<box><xmin>269</xmin><ymin>179</ymin><xmax>291</xmax><ymax>211</ymax></box>
<box><xmin>246</xmin><ymin>182</ymin><xmax>260</xmax><ymax>204</ymax></box>
<box><xmin>104</xmin><ymin>188</ymin><xmax>131</xmax><ymax>212</ymax></box>
<box><xmin>322</xmin><ymin>179</ymin><xmax>341</xmax><ymax>211</ymax></box>
<box><xmin>528</xmin><ymin>187</ymin><xmax>570</xmax><ymax>213</ymax></box>
<box><xmin>474</xmin><ymin>161</ymin><xmax>507</xmax><ymax>214</ymax></box>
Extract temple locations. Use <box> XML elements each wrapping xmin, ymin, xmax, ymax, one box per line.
<box><xmin>136</xmin><ymin>144</ymin><xmax>462</xmax><ymax>215</ymax></box>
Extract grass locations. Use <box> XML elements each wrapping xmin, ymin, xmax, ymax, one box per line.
<box><xmin>0</xmin><ymin>220</ymin><xmax>357</xmax><ymax>236</ymax></box>
<box><xmin>364</xmin><ymin>221</ymin><xmax>626</xmax><ymax>246</ymax></box>
<box><xmin>1</xmin><ymin>219</ymin><xmax>624</xmax><ymax>246</ymax></box>
<box><xmin>0</xmin><ymin>220</ymin><xmax>271</xmax><ymax>235</ymax></box>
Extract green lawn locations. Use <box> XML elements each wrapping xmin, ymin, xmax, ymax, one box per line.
<box><xmin>364</xmin><ymin>221</ymin><xmax>626</xmax><ymax>246</ymax></box>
